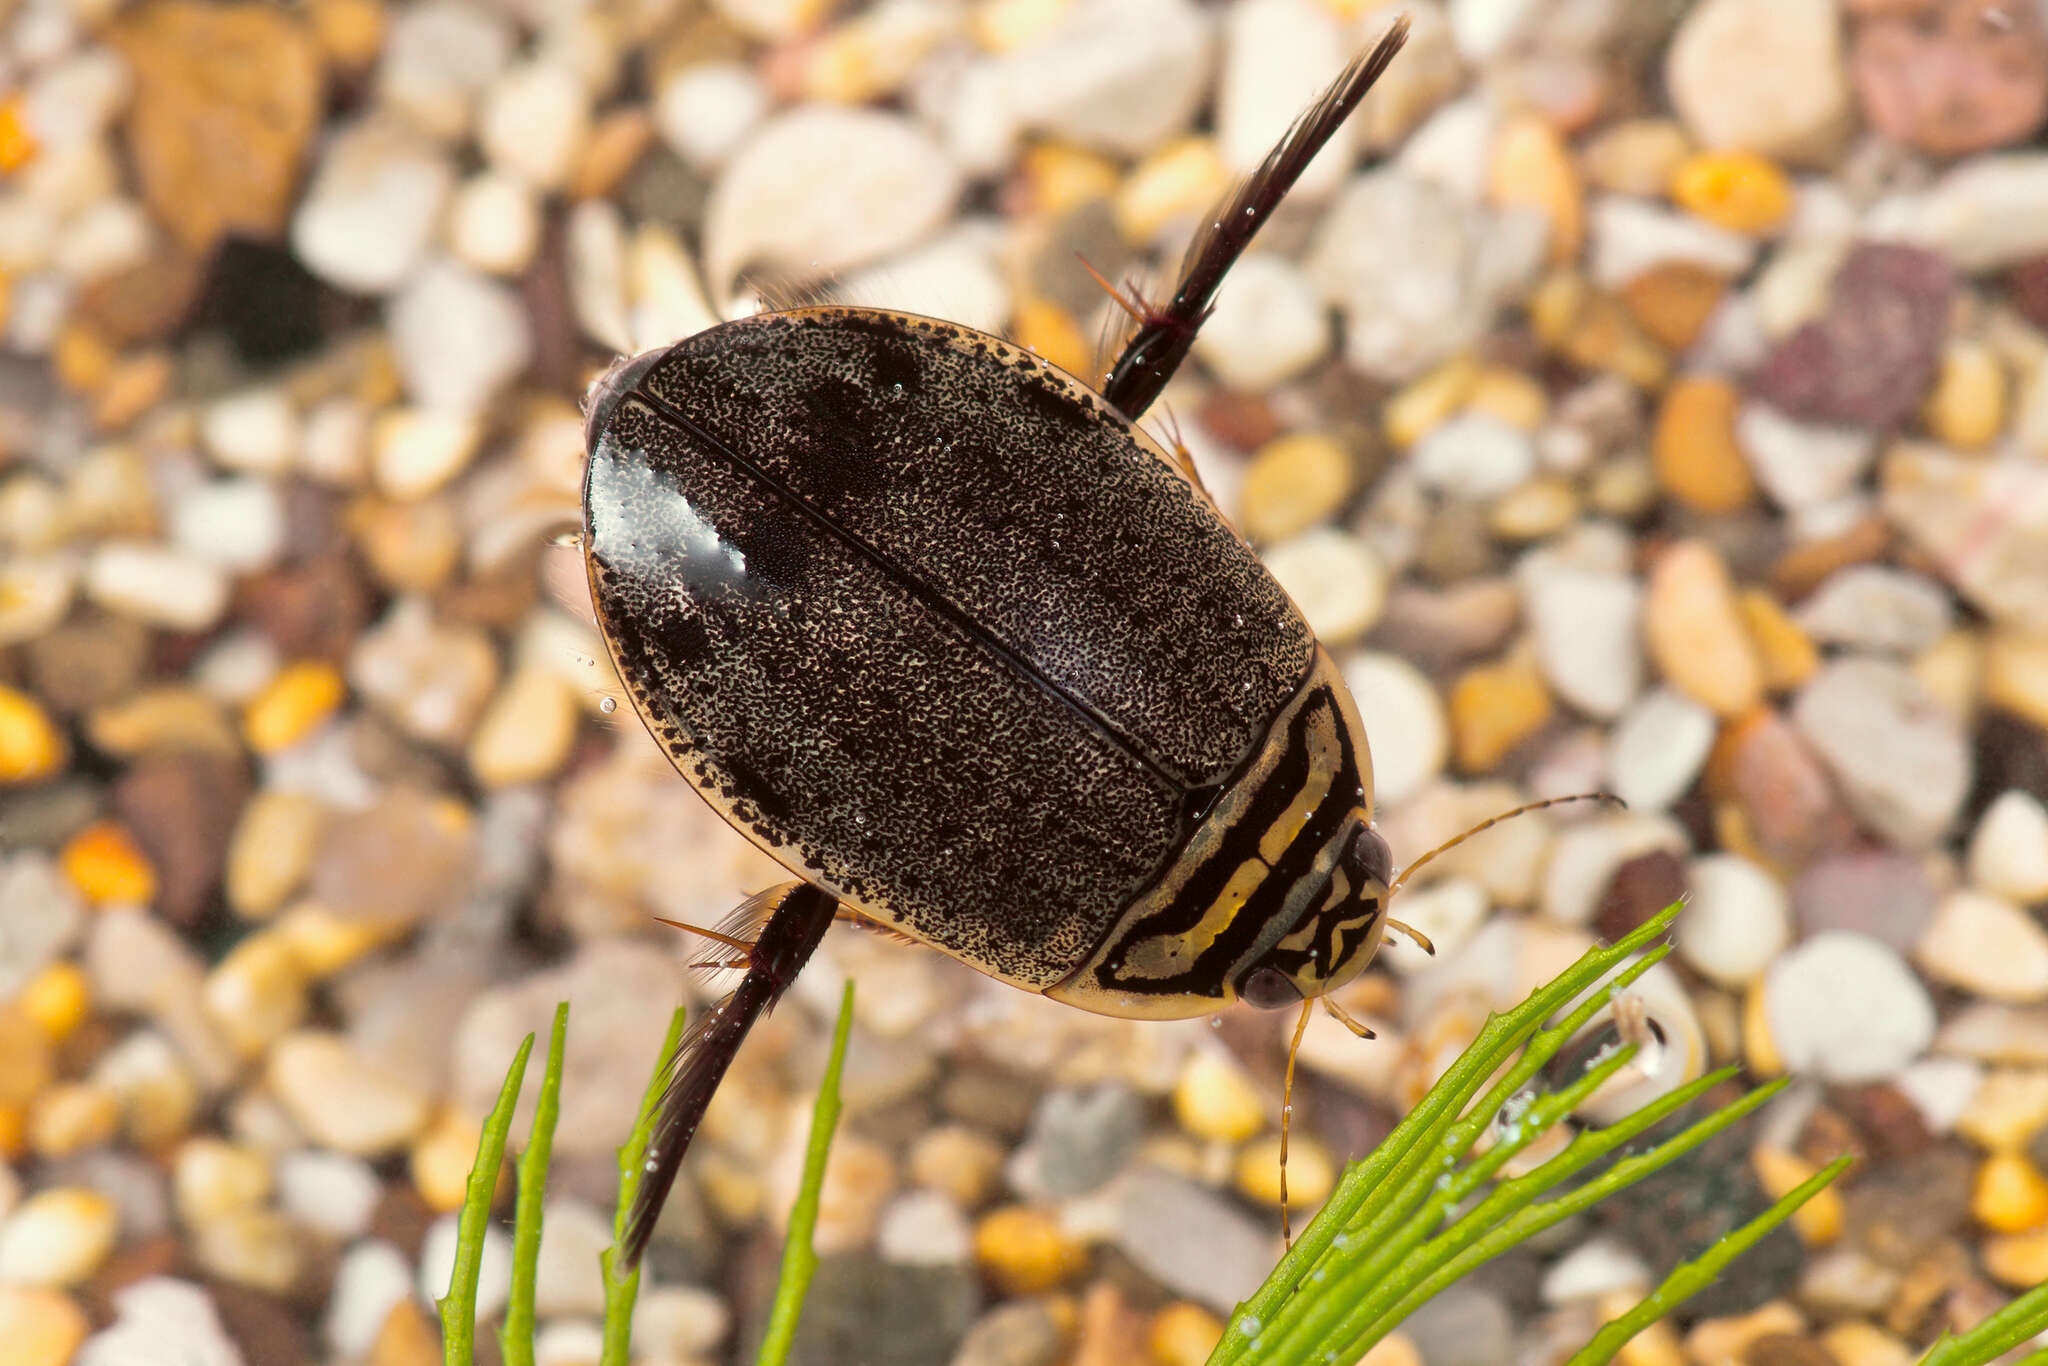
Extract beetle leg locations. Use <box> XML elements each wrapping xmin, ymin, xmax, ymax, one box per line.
<box><xmin>1098</xmin><ymin>19</ymin><xmax>1412</xmax><ymax>421</ymax></box>
<box><xmin>833</xmin><ymin>904</ymin><xmax>925</xmax><ymax>949</ymax></box>
<box><xmin>618</xmin><ymin>881</ymin><xmax>837</xmax><ymax>1272</ymax></box>
<box><xmin>1319</xmin><ymin>995</ymin><xmax>1377</xmax><ymax>1039</ymax></box>
<box><xmin>1280</xmin><ymin>997</ymin><xmax>1314</xmax><ymax>1248</ymax></box>
<box><xmin>1383</xmin><ymin>919</ymin><xmax>1436</xmax><ymax>956</ymax></box>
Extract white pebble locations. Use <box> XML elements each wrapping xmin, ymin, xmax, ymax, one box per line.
<box><xmin>1764</xmin><ymin>932</ymin><xmax>1935</xmax><ymax>1082</ymax></box>
<box><xmin>532</xmin><ymin>1198</ymin><xmax>612</xmax><ymax>1318</ymax></box>
<box><xmin>1398</xmin><ymin>96</ymin><xmax>1498</xmax><ymax>203</ymax></box>
<box><xmin>202</xmin><ymin>388</ymin><xmax>298</xmax><ymax>474</ymax></box>
<box><xmin>1378</xmin><ymin>877</ymin><xmax>1488</xmax><ymax>975</ymax></box>
<box><xmin>1589</xmin><ymin>196</ymin><xmax>1758</xmax><ymax>289</ymax></box>
<box><xmin>704</xmin><ymin>105</ymin><xmax>962</xmax><ymax>293</ymax></box>
<box><xmin>292</xmin><ymin>119</ymin><xmax>454</xmax><ymax>294</ymax></box>
<box><xmin>477</xmin><ymin>59</ymin><xmax>590</xmax><ymax>192</ymax></box>
<box><xmin>79</xmin><ymin>1278</ymin><xmax>241</xmax><ymax>1366</ymax></box>
<box><xmin>1409</xmin><ymin>412</ymin><xmax>1537</xmax><ymax>499</ymax></box>
<box><xmin>1892</xmin><ymin>1056</ymin><xmax>1983</xmax><ymax>1135</ymax></box>
<box><xmin>1262</xmin><ymin>527</ymin><xmax>1389</xmax><ymax>646</ymax></box>
<box><xmin>276</xmin><ymin>1149</ymin><xmax>382</xmax><ymax>1240</ymax></box>
<box><xmin>877</xmin><ymin>1188</ymin><xmax>972</xmax><ymax>1266</ymax></box>
<box><xmin>1193</xmin><ymin>253</ymin><xmax>1331</xmax><ymax>391</ymax></box>
<box><xmin>655</xmin><ymin>61</ymin><xmax>770</xmax><ymax>170</ymax></box>
<box><xmin>54</xmin><ymin>197</ymin><xmax>153</xmax><ymax>283</ymax></box>
<box><xmin>1792</xmin><ymin>656</ymin><xmax>1969</xmax><ymax>852</ymax></box>
<box><xmin>1872</xmin><ymin>153</ymin><xmax>2048</xmax><ymax>273</ymax></box>
<box><xmin>631</xmin><ymin>1285</ymin><xmax>732</xmax><ymax>1360</ymax></box>
<box><xmin>87</xmin><ymin>543</ymin><xmax>230</xmax><ymax>632</ymax></box>
<box><xmin>372</xmin><ymin>408</ymin><xmax>484</xmax><ymax>502</ymax></box>
<box><xmin>992</xmin><ymin>0</ymin><xmax>1214</xmax><ymax>157</ymax></box>
<box><xmin>324</xmin><ymin>1239</ymin><xmax>413</xmax><ymax>1361</ymax></box>
<box><xmin>0</xmin><ymin>1188</ymin><xmax>117</xmax><ymax>1286</ymax></box>
<box><xmin>1217</xmin><ymin>0</ymin><xmax>1350</xmax><ymax>196</ymax></box>
<box><xmin>1737</xmin><ymin>402</ymin><xmax>1876</xmax><ymax>511</ymax></box>
<box><xmin>1340</xmin><ymin>651</ymin><xmax>1447</xmax><ymax>805</ymax></box>
<box><xmin>0</xmin><ymin>556</ymin><xmax>79</xmax><ymax>649</ymax></box>
<box><xmin>1540</xmin><ymin>1236</ymin><xmax>1651</xmax><ymax>1305</ymax></box>
<box><xmin>837</xmin><ymin>227</ymin><xmax>1012</xmax><ymax>338</ymax></box>
<box><xmin>300</xmin><ymin>398</ymin><xmax>371</xmax><ymax>488</ymax></box>
<box><xmin>1539</xmin><ymin>812</ymin><xmax>1690</xmax><ymax>927</ymax></box>
<box><xmin>418</xmin><ymin>1213</ymin><xmax>513</xmax><ymax>1321</ymax></box>
<box><xmin>1969</xmin><ymin>790</ymin><xmax>2048</xmax><ymax>904</ymax></box>
<box><xmin>566</xmin><ymin>199</ymin><xmax>632</xmax><ymax>354</ymax></box>
<box><xmin>1676</xmin><ymin>853</ymin><xmax>1790</xmax><ymax>987</ymax></box>
<box><xmin>1607</xmin><ymin>688</ymin><xmax>1715</xmax><ymax>811</ymax></box>
<box><xmin>447</xmin><ymin>170</ymin><xmax>540</xmax><ymax>277</ymax></box>
<box><xmin>388</xmin><ymin>258</ymin><xmax>533</xmax><ymax>413</ymax></box>
<box><xmin>1520</xmin><ymin>561</ymin><xmax>1642</xmax><ymax>719</ymax></box>
<box><xmin>171</xmin><ymin>479</ymin><xmax>286</xmax><ymax>573</ymax></box>
<box><xmin>1918</xmin><ymin>889</ymin><xmax>2048</xmax><ymax>1004</ymax></box>
<box><xmin>1795</xmin><ymin>566</ymin><xmax>1953</xmax><ymax>654</ymax></box>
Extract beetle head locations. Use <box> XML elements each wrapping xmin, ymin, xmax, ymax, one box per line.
<box><xmin>1234</xmin><ymin>819</ymin><xmax>1394</xmax><ymax>1010</ymax></box>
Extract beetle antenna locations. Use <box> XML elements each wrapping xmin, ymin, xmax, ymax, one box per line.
<box><xmin>1391</xmin><ymin>792</ymin><xmax>1624</xmax><ymax>895</ymax></box>
<box><xmin>618</xmin><ymin>882</ymin><xmax>837</xmax><ymax>1273</ymax></box>
<box><xmin>1281</xmin><ymin>997</ymin><xmax>1313</xmax><ymax>1248</ymax></box>
<box><xmin>1099</xmin><ymin>17</ymin><xmax>1410</xmax><ymax>420</ymax></box>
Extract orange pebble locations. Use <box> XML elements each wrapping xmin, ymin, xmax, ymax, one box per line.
<box><xmin>1653</xmin><ymin>375</ymin><xmax>1754</xmax><ymax>515</ymax></box>
<box><xmin>1975</xmin><ymin>1151</ymin><xmax>2048</xmax><ymax>1234</ymax></box>
<box><xmin>1670</xmin><ymin>150</ymin><xmax>1794</xmax><ymax>235</ymax></box>
<box><xmin>0</xmin><ymin>94</ymin><xmax>35</xmax><ymax>174</ymax></box>
<box><xmin>60</xmin><ymin>821</ymin><xmax>157</xmax><ymax>907</ymax></box>
<box><xmin>243</xmin><ymin>661</ymin><xmax>346</xmax><ymax>754</ymax></box>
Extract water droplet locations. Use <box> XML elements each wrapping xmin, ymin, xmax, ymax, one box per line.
<box><xmin>1236</xmin><ymin>1315</ymin><xmax>1263</xmax><ymax>1339</ymax></box>
<box><xmin>548</xmin><ymin>528</ymin><xmax>584</xmax><ymax>548</ymax></box>
<box><xmin>599</xmin><ymin>696</ymin><xmax>618</xmax><ymax>715</ymax></box>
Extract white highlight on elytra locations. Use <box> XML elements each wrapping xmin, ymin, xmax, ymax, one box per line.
<box><xmin>593</xmin><ymin>450</ymin><xmax>748</xmax><ymax>588</ymax></box>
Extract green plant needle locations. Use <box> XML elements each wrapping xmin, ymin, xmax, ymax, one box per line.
<box><xmin>601</xmin><ymin>1006</ymin><xmax>690</xmax><ymax>1366</ymax></box>
<box><xmin>501</xmin><ymin>1003</ymin><xmax>568</xmax><ymax>1366</ymax></box>
<box><xmin>755</xmin><ymin>980</ymin><xmax>858</xmax><ymax>1366</ymax></box>
<box><xmin>1563</xmin><ymin>1156</ymin><xmax>1854</xmax><ymax>1366</ymax></box>
<box><xmin>441</xmin><ymin>1028</ymin><xmax>534</xmax><ymax>1366</ymax></box>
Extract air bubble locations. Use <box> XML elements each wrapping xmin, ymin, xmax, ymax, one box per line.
<box><xmin>600</xmin><ymin>696</ymin><xmax>618</xmax><ymax>714</ymax></box>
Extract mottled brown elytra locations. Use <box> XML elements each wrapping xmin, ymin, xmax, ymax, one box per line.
<box><xmin>581</xmin><ymin>22</ymin><xmax>1476</xmax><ymax>1270</ymax></box>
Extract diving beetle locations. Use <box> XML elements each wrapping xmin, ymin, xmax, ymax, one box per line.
<box><xmin>584</xmin><ymin>20</ymin><xmax>1499</xmax><ymax>1268</ymax></box>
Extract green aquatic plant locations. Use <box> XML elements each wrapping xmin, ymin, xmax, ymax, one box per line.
<box><xmin>442</xmin><ymin>903</ymin><xmax>2041</xmax><ymax>1366</ymax></box>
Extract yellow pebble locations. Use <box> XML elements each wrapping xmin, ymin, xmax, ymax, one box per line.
<box><xmin>1114</xmin><ymin>135</ymin><xmax>1230</xmax><ymax>245</ymax></box>
<box><xmin>1922</xmin><ymin>340</ymin><xmax>2008</xmax><ymax>451</ymax></box>
<box><xmin>1012</xmin><ymin>294</ymin><xmax>1094</xmax><ymax>383</ymax></box>
<box><xmin>0</xmin><ymin>1104</ymin><xmax>22</xmax><ymax>1160</ymax></box>
<box><xmin>1976</xmin><ymin>1150</ymin><xmax>2048</xmax><ymax>1233</ymax></box>
<box><xmin>1985</xmin><ymin>631</ymin><xmax>2048</xmax><ymax>732</ymax></box>
<box><xmin>0</xmin><ymin>93</ymin><xmax>36</xmax><ymax>174</ymax></box>
<box><xmin>1819</xmin><ymin>1321</ymin><xmax>1914</xmax><ymax>1366</ymax></box>
<box><xmin>1172</xmin><ymin>1050</ymin><xmax>1266</xmax><ymax>1143</ymax></box>
<box><xmin>202</xmin><ymin>931</ymin><xmax>311</xmax><ymax>1058</ymax></box>
<box><xmin>1738</xmin><ymin>589</ymin><xmax>1819</xmax><ymax>694</ymax></box>
<box><xmin>1601</xmin><ymin>1290</ymin><xmax>1686</xmax><ymax>1366</ymax></box>
<box><xmin>1489</xmin><ymin>477</ymin><xmax>1578</xmax><ymax>542</ymax></box>
<box><xmin>1233</xmin><ymin>1133</ymin><xmax>1336</xmax><ymax>1209</ymax></box>
<box><xmin>273</xmin><ymin>901</ymin><xmax>408</xmax><ymax>979</ymax></box>
<box><xmin>1957</xmin><ymin>1067</ymin><xmax>2048</xmax><ymax>1152</ymax></box>
<box><xmin>1465</xmin><ymin>367</ymin><xmax>1548</xmax><ymax>431</ymax></box>
<box><xmin>1531</xmin><ymin>273</ymin><xmax>1670</xmax><ymax>388</ymax></box>
<box><xmin>412</xmin><ymin>1108</ymin><xmax>489</xmax><ymax>1213</ymax></box>
<box><xmin>173</xmin><ymin>1136</ymin><xmax>274</xmax><ymax>1225</ymax></box>
<box><xmin>1914</xmin><ymin>628</ymin><xmax>1981</xmax><ymax>727</ymax></box>
<box><xmin>1653</xmin><ymin>375</ymin><xmax>1754</xmax><ymax>516</ymax></box>
<box><xmin>1020</xmin><ymin>142</ymin><xmax>1120</xmax><ymax>216</ymax></box>
<box><xmin>1742</xmin><ymin>978</ymin><xmax>1783</xmax><ymax>1078</ymax></box>
<box><xmin>1491</xmin><ymin>114</ymin><xmax>1583</xmax><ymax>264</ymax></box>
<box><xmin>1682</xmin><ymin>1302</ymin><xmax>1806</xmax><ymax>1366</ymax></box>
<box><xmin>972</xmin><ymin>0</ymin><xmax>1072</xmax><ymax>52</ymax></box>
<box><xmin>60</xmin><ymin>820</ymin><xmax>156</xmax><ymax>907</ymax></box>
<box><xmin>243</xmin><ymin>661</ymin><xmax>346</xmax><ymax>755</ymax></box>
<box><xmin>1448</xmin><ymin>652</ymin><xmax>1553</xmax><ymax>774</ymax></box>
<box><xmin>17</xmin><ymin>962</ymin><xmax>90</xmax><ymax>1044</ymax></box>
<box><xmin>1669</xmin><ymin>150</ymin><xmax>1794</xmax><ymax>235</ymax></box>
<box><xmin>0</xmin><ymin>1287</ymin><xmax>88</xmax><ymax>1366</ymax></box>
<box><xmin>1751</xmin><ymin>1147</ymin><xmax>1843</xmax><ymax>1245</ymax></box>
<box><xmin>1384</xmin><ymin>355</ymin><xmax>1479</xmax><ymax>448</ymax></box>
<box><xmin>1148</xmin><ymin>1301</ymin><xmax>1225</xmax><ymax>1366</ymax></box>
<box><xmin>1984</xmin><ymin>1225</ymin><xmax>2048</xmax><ymax>1288</ymax></box>
<box><xmin>28</xmin><ymin>1082</ymin><xmax>119</xmax><ymax>1158</ymax></box>
<box><xmin>1360</xmin><ymin>1332</ymin><xmax>1424</xmax><ymax>1366</ymax></box>
<box><xmin>1238</xmin><ymin>431</ymin><xmax>1353</xmax><ymax>543</ymax></box>
<box><xmin>0</xmin><ymin>684</ymin><xmax>66</xmax><ymax>785</ymax></box>
<box><xmin>973</xmin><ymin>1205</ymin><xmax>1089</xmax><ymax>1294</ymax></box>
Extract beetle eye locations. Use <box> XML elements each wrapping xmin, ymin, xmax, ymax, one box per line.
<box><xmin>1240</xmin><ymin>965</ymin><xmax>1303</xmax><ymax>1010</ymax></box>
<box><xmin>1350</xmin><ymin>824</ymin><xmax>1393</xmax><ymax>894</ymax></box>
